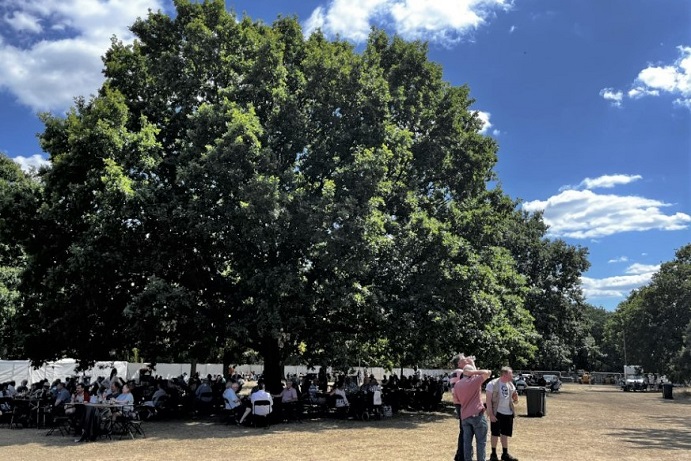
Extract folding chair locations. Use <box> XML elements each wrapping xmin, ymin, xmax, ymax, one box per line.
<box><xmin>221</xmin><ymin>399</ymin><xmax>242</xmax><ymax>425</ymax></box>
<box><xmin>0</xmin><ymin>401</ymin><xmax>15</xmax><ymax>428</ymax></box>
<box><xmin>112</xmin><ymin>408</ymin><xmax>146</xmax><ymax>439</ymax></box>
<box><xmin>282</xmin><ymin>401</ymin><xmax>302</xmax><ymax>423</ymax></box>
<box><xmin>251</xmin><ymin>399</ymin><xmax>272</xmax><ymax>428</ymax></box>
<box><xmin>196</xmin><ymin>391</ymin><xmax>214</xmax><ymax>416</ymax></box>
<box><xmin>45</xmin><ymin>406</ymin><xmax>71</xmax><ymax>437</ymax></box>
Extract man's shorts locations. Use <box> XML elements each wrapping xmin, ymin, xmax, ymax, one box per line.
<box><xmin>490</xmin><ymin>412</ymin><xmax>514</xmax><ymax>437</ymax></box>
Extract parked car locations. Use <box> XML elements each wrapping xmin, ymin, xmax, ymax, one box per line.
<box><xmin>542</xmin><ymin>374</ymin><xmax>559</xmax><ymax>384</ymax></box>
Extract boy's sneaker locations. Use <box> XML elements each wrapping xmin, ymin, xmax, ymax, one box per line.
<box><xmin>501</xmin><ymin>453</ymin><xmax>518</xmax><ymax>461</ymax></box>
<box><xmin>489</xmin><ymin>454</ymin><xmax>500</xmax><ymax>461</ymax></box>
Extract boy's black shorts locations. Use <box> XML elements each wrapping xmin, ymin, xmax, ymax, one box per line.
<box><xmin>490</xmin><ymin>412</ymin><xmax>514</xmax><ymax>437</ymax></box>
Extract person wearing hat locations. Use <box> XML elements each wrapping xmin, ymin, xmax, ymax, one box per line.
<box><xmin>454</xmin><ymin>363</ymin><xmax>491</xmax><ymax>461</ymax></box>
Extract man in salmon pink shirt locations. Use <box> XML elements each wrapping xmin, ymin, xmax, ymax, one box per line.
<box><xmin>454</xmin><ymin>364</ymin><xmax>491</xmax><ymax>461</ymax></box>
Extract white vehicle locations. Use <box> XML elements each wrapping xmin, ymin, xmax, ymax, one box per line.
<box><xmin>622</xmin><ymin>365</ymin><xmax>647</xmax><ymax>392</ymax></box>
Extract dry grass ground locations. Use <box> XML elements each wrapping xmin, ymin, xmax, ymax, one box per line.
<box><xmin>1</xmin><ymin>383</ymin><xmax>689</xmax><ymax>461</ymax></box>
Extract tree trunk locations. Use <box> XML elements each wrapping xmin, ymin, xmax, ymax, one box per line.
<box><xmin>222</xmin><ymin>350</ymin><xmax>233</xmax><ymax>381</ymax></box>
<box><xmin>190</xmin><ymin>358</ymin><xmax>197</xmax><ymax>379</ymax></box>
<box><xmin>262</xmin><ymin>336</ymin><xmax>284</xmax><ymax>394</ymax></box>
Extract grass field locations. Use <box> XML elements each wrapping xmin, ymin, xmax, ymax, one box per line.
<box><xmin>1</xmin><ymin>383</ymin><xmax>689</xmax><ymax>461</ymax></box>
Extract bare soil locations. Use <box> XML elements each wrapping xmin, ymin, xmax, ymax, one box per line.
<box><xmin>1</xmin><ymin>383</ymin><xmax>689</xmax><ymax>461</ymax></box>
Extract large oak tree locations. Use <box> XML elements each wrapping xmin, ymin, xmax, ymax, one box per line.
<box><xmin>7</xmin><ymin>0</ymin><xmax>597</xmax><ymax>385</ymax></box>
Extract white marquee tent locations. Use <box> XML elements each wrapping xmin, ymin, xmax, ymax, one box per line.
<box><xmin>0</xmin><ymin>359</ymin><xmax>449</xmax><ymax>385</ymax></box>
<box><xmin>0</xmin><ymin>359</ymin><xmax>127</xmax><ymax>385</ymax></box>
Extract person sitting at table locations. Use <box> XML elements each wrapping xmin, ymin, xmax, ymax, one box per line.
<box><xmin>65</xmin><ymin>383</ymin><xmax>89</xmax><ymax>415</ymax></box>
<box><xmin>367</xmin><ymin>375</ymin><xmax>382</xmax><ymax>393</ymax></box>
<box><xmin>101</xmin><ymin>368</ymin><xmax>118</xmax><ymax>389</ymax></box>
<box><xmin>308</xmin><ymin>379</ymin><xmax>319</xmax><ymax>399</ymax></box>
<box><xmin>330</xmin><ymin>380</ymin><xmax>349</xmax><ymax>408</ymax></box>
<box><xmin>54</xmin><ymin>382</ymin><xmax>72</xmax><ymax>409</ymax></box>
<box><xmin>195</xmin><ymin>378</ymin><xmax>213</xmax><ymax>401</ymax></box>
<box><xmin>344</xmin><ymin>376</ymin><xmax>359</xmax><ymax>394</ymax></box>
<box><xmin>71</xmin><ymin>383</ymin><xmax>90</xmax><ymax>404</ymax></box>
<box><xmin>32</xmin><ymin>381</ymin><xmax>49</xmax><ymax>399</ymax></box>
<box><xmin>141</xmin><ymin>380</ymin><xmax>168</xmax><ymax>418</ymax></box>
<box><xmin>151</xmin><ymin>381</ymin><xmax>168</xmax><ymax>406</ymax></box>
<box><xmin>16</xmin><ymin>379</ymin><xmax>29</xmax><ymax>395</ymax></box>
<box><xmin>223</xmin><ymin>382</ymin><xmax>241</xmax><ymax>410</ymax></box>
<box><xmin>88</xmin><ymin>383</ymin><xmax>101</xmax><ymax>403</ymax></box>
<box><xmin>275</xmin><ymin>380</ymin><xmax>298</xmax><ymax>404</ymax></box>
<box><xmin>274</xmin><ymin>380</ymin><xmax>300</xmax><ymax>422</ymax></box>
<box><xmin>194</xmin><ymin>378</ymin><xmax>214</xmax><ymax>415</ymax></box>
<box><xmin>359</xmin><ymin>376</ymin><xmax>370</xmax><ymax>392</ymax></box>
<box><xmin>239</xmin><ymin>380</ymin><xmax>272</xmax><ymax>425</ymax></box>
<box><xmin>112</xmin><ymin>383</ymin><xmax>135</xmax><ymax>420</ymax></box>
<box><xmin>106</xmin><ymin>381</ymin><xmax>122</xmax><ymax>401</ymax></box>
<box><xmin>48</xmin><ymin>379</ymin><xmax>61</xmax><ymax>398</ymax></box>
<box><xmin>5</xmin><ymin>380</ymin><xmax>17</xmax><ymax>397</ymax></box>
<box><xmin>222</xmin><ymin>381</ymin><xmax>243</xmax><ymax>424</ymax></box>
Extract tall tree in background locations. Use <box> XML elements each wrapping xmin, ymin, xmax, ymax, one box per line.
<box><xmin>603</xmin><ymin>244</ymin><xmax>691</xmax><ymax>376</ymax></box>
<box><xmin>10</xmin><ymin>0</ymin><xmax>598</xmax><ymax>384</ymax></box>
<box><xmin>0</xmin><ymin>154</ymin><xmax>41</xmax><ymax>358</ymax></box>
<box><xmin>501</xmin><ymin>209</ymin><xmax>591</xmax><ymax>370</ymax></box>
<box><xmin>574</xmin><ymin>304</ymin><xmax>612</xmax><ymax>371</ymax></box>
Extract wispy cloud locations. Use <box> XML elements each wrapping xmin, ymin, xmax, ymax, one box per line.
<box><xmin>600</xmin><ymin>45</ymin><xmax>691</xmax><ymax>109</ymax></box>
<box><xmin>625</xmin><ymin>263</ymin><xmax>660</xmax><ymax>275</ymax></box>
<box><xmin>3</xmin><ymin>10</ymin><xmax>43</xmax><ymax>33</ymax></box>
<box><xmin>0</xmin><ymin>0</ymin><xmax>165</xmax><ymax>113</ymax></box>
<box><xmin>13</xmin><ymin>154</ymin><xmax>50</xmax><ymax>172</ymax></box>
<box><xmin>559</xmin><ymin>174</ymin><xmax>642</xmax><ymax>191</ymax></box>
<box><xmin>608</xmin><ymin>256</ymin><xmax>629</xmax><ymax>263</ymax></box>
<box><xmin>523</xmin><ymin>174</ymin><xmax>691</xmax><ymax>239</ymax></box>
<box><xmin>581</xmin><ymin>262</ymin><xmax>659</xmax><ymax>298</ymax></box>
<box><xmin>304</xmin><ymin>0</ymin><xmax>512</xmax><ymax>46</ymax></box>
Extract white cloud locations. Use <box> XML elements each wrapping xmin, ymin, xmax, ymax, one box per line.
<box><xmin>559</xmin><ymin>174</ymin><xmax>642</xmax><ymax>191</ymax></box>
<box><xmin>522</xmin><ymin>177</ymin><xmax>691</xmax><ymax>239</ymax></box>
<box><xmin>304</xmin><ymin>0</ymin><xmax>512</xmax><ymax>45</ymax></box>
<box><xmin>581</xmin><ymin>263</ymin><xmax>658</xmax><ymax>299</ymax></box>
<box><xmin>599</xmin><ymin>88</ymin><xmax>623</xmax><ymax>107</ymax></box>
<box><xmin>625</xmin><ymin>263</ymin><xmax>660</xmax><ymax>275</ymax></box>
<box><xmin>304</xmin><ymin>0</ymin><xmax>389</xmax><ymax>43</ymax></box>
<box><xmin>602</xmin><ymin>45</ymin><xmax>691</xmax><ymax>109</ymax></box>
<box><xmin>0</xmin><ymin>0</ymin><xmax>164</xmax><ymax>113</ymax></box>
<box><xmin>628</xmin><ymin>86</ymin><xmax>659</xmax><ymax>99</ymax></box>
<box><xmin>474</xmin><ymin>110</ymin><xmax>492</xmax><ymax>134</ymax></box>
<box><xmin>3</xmin><ymin>10</ymin><xmax>43</xmax><ymax>33</ymax></box>
<box><xmin>13</xmin><ymin>154</ymin><xmax>50</xmax><ymax>172</ymax></box>
<box><xmin>509</xmin><ymin>25</ymin><xmax>516</xmax><ymax>33</ymax></box>
<box><xmin>607</xmin><ymin>256</ymin><xmax>629</xmax><ymax>263</ymax></box>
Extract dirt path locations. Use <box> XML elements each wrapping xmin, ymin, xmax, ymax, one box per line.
<box><xmin>0</xmin><ymin>384</ymin><xmax>689</xmax><ymax>460</ymax></box>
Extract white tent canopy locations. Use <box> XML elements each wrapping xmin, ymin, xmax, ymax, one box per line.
<box><xmin>0</xmin><ymin>359</ymin><xmax>127</xmax><ymax>385</ymax></box>
<box><xmin>0</xmin><ymin>359</ymin><xmax>450</xmax><ymax>385</ymax></box>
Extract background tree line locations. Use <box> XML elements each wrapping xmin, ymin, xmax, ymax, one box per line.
<box><xmin>0</xmin><ymin>0</ymin><xmax>687</xmax><ymax>385</ymax></box>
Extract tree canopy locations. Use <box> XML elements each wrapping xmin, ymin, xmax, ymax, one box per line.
<box><xmin>603</xmin><ymin>244</ymin><xmax>691</xmax><ymax>380</ymax></box>
<box><xmin>1</xmin><ymin>0</ymin><xmax>598</xmax><ymax>385</ymax></box>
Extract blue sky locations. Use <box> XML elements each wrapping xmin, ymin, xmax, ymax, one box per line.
<box><xmin>0</xmin><ymin>0</ymin><xmax>689</xmax><ymax>310</ymax></box>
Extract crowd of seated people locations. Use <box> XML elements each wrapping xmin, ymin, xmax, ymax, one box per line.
<box><xmin>1</xmin><ymin>368</ymin><xmax>450</xmax><ymax>433</ymax></box>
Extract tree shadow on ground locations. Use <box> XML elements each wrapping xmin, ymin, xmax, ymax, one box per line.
<box><xmin>0</xmin><ymin>406</ymin><xmax>458</xmax><ymax>448</ymax></box>
<box><xmin>606</xmin><ymin>424</ymin><xmax>691</xmax><ymax>451</ymax></box>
